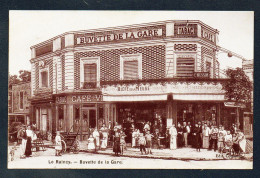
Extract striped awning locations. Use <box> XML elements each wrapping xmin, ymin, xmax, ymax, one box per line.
<box><xmin>172</xmin><ymin>94</ymin><xmax>225</xmax><ymax>101</ymax></box>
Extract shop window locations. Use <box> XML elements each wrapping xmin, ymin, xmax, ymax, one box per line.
<box><xmin>40</xmin><ymin>70</ymin><xmax>49</xmax><ymax>88</ymax></box>
<box><xmin>82</xmin><ymin>110</ymin><xmax>88</xmax><ymax>132</ymax></box>
<box><xmin>19</xmin><ymin>91</ymin><xmax>24</xmax><ymax>110</ymax></box>
<box><xmin>80</xmin><ymin>57</ymin><xmax>100</xmax><ymax>88</ymax></box>
<box><xmin>74</xmin><ymin>106</ymin><xmax>80</xmax><ymax>132</ymax></box>
<box><xmin>176</xmin><ymin>57</ymin><xmax>194</xmax><ymax>77</ymax></box>
<box><xmin>120</xmin><ymin>54</ymin><xmax>142</xmax><ymax>80</ymax></box>
<box><xmin>58</xmin><ymin>106</ymin><xmax>64</xmax><ymax>131</ymax></box>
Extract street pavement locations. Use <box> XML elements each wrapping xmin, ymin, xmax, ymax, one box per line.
<box><xmin>8</xmin><ymin>145</ymin><xmax>253</xmax><ymax>169</ymax></box>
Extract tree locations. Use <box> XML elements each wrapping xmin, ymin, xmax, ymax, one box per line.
<box><xmin>8</xmin><ymin>73</ymin><xmax>21</xmax><ymax>88</ymax></box>
<box><xmin>223</xmin><ymin>67</ymin><xmax>253</xmax><ymax>104</ymax></box>
<box><xmin>222</xmin><ymin>67</ymin><xmax>253</xmax><ymax>128</ymax></box>
<box><xmin>19</xmin><ymin>70</ymin><xmax>31</xmax><ymax>82</ymax></box>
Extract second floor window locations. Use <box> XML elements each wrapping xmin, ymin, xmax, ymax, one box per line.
<box><xmin>120</xmin><ymin>53</ymin><xmax>142</xmax><ymax>80</ymax></box>
<box><xmin>123</xmin><ymin>60</ymin><xmax>139</xmax><ymax>80</ymax></box>
<box><xmin>80</xmin><ymin>57</ymin><xmax>100</xmax><ymax>88</ymax></box>
<box><xmin>84</xmin><ymin>63</ymin><xmax>97</xmax><ymax>83</ymax></box>
<box><xmin>176</xmin><ymin>57</ymin><xmax>194</xmax><ymax>77</ymax></box>
<box><xmin>41</xmin><ymin>70</ymin><xmax>48</xmax><ymax>87</ymax></box>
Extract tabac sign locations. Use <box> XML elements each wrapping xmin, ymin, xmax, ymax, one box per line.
<box><xmin>75</xmin><ymin>25</ymin><xmax>165</xmax><ymax>46</ymax></box>
<box><xmin>174</xmin><ymin>23</ymin><xmax>198</xmax><ymax>38</ymax></box>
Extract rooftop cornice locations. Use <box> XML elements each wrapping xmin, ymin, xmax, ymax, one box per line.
<box><xmin>30</xmin><ymin>20</ymin><xmax>218</xmax><ymax>49</ymax></box>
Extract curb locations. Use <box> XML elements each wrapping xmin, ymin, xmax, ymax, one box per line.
<box><xmin>44</xmin><ymin>145</ymin><xmax>253</xmax><ymax>161</ymax></box>
<box><xmin>79</xmin><ymin>149</ymin><xmax>252</xmax><ymax>161</ymax></box>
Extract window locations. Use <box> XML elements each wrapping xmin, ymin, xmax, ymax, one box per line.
<box><xmin>120</xmin><ymin>54</ymin><xmax>142</xmax><ymax>80</ymax></box>
<box><xmin>80</xmin><ymin>57</ymin><xmax>100</xmax><ymax>88</ymax></box>
<box><xmin>84</xmin><ymin>63</ymin><xmax>97</xmax><ymax>83</ymax></box>
<box><xmin>206</xmin><ymin>61</ymin><xmax>211</xmax><ymax>75</ymax></box>
<box><xmin>39</xmin><ymin>68</ymin><xmax>49</xmax><ymax>88</ymax></box>
<box><xmin>176</xmin><ymin>57</ymin><xmax>195</xmax><ymax>77</ymax></box>
<box><xmin>205</xmin><ymin>56</ymin><xmax>213</xmax><ymax>78</ymax></box>
<box><xmin>19</xmin><ymin>91</ymin><xmax>24</xmax><ymax>110</ymax></box>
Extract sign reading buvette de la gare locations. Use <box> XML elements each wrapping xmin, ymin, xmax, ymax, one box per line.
<box><xmin>75</xmin><ymin>25</ymin><xmax>164</xmax><ymax>45</ymax></box>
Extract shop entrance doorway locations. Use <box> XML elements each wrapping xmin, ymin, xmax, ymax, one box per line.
<box><xmin>82</xmin><ymin>107</ymin><xmax>97</xmax><ymax>132</ymax></box>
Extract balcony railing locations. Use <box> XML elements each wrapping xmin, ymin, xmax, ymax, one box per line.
<box><xmin>81</xmin><ymin>82</ymin><xmax>97</xmax><ymax>89</ymax></box>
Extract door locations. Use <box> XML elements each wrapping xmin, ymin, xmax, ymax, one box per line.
<box><xmin>82</xmin><ymin>108</ymin><xmax>97</xmax><ymax>132</ymax></box>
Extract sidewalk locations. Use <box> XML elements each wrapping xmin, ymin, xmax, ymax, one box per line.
<box><xmin>8</xmin><ymin>141</ymin><xmax>253</xmax><ymax>161</ymax></box>
<box><xmin>90</xmin><ymin>147</ymin><xmax>253</xmax><ymax>161</ymax></box>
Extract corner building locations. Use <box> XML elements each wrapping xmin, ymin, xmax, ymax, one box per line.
<box><xmin>30</xmin><ymin>20</ymin><xmax>234</xmax><ymax>141</ymax></box>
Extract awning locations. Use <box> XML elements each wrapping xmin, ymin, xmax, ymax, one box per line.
<box><xmin>103</xmin><ymin>94</ymin><xmax>168</xmax><ymax>101</ymax></box>
<box><xmin>224</xmin><ymin>102</ymin><xmax>246</xmax><ymax>108</ymax></box>
<box><xmin>172</xmin><ymin>94</ymin><xmax>225</xmax><ymax>101</ymax></box>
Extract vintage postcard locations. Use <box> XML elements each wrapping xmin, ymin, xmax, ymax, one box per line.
<box><xmin>8</xmin><ymin>11</ymin><xmax>253</xmax><ymax>169</ymax></box>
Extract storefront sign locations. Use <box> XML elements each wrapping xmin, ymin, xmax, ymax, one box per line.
<box><xmin>201</xmin><ymin>28</ymin><xmax>215</xmax><ymax>43</ymax></box>
<box><xmin>174</xmin><ymin>24</ymin><xmax>197</xmax><ymax>38</ymax></box>
<box><xmin>56</xmin><ymin>94</ymin><xmax>103</xmax><ymax>104</ymax></box>
<box><xmin>102</xmin><ymin>82</ymin><xmax>225</xmax><ymax>95</ymax></box>
<box><xmin>71</xmin><ymin>95</ymin><xmax>103</xmax><ymax>103</ymax></box>
<box><xmin>76</xmin><ymin>26</ymin><xmax>164</xmax><ymax>45</ymax></box>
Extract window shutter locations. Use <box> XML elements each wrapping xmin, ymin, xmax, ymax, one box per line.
<box><xmin>123</xmin><ymin>60</ymin><xmax>139</xmax><ymax>80</ymax></box>
<box><xmin>176</xmin><ymin>58</ymin><xmax>194</xmax><ymax>77</ymax></box>
<box><xmin>84</xmin><ymin>63</ymin><xmax>97</xmax><ymax>82</ymax></box>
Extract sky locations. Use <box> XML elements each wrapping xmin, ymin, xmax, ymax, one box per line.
<box><xmin>9</xmin><ymin>11</ymin><xmax>254</xmax><ymax>76</ymax></box>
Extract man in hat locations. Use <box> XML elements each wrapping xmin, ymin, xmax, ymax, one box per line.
<box><xmin>17</xmin><ymin>125</ymin><xmax>27</xmax><ymax>158</ymax></box>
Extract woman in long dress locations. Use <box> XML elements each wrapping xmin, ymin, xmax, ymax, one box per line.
<box><xmin>93</xmin><ymin>128</ymin><xmax>100</xmax><ymax>150</ymax></box>
<box><xmin>113</xmin><ymin>130</ymin><xmax>121</xmax><ymax>156</ymax></box>
<box><xmin>169</xmin><ymin>124</ymin><xmax>177</xmax><ymax>150</ymax></box>
<box><xmin>100</xmin><ymin>124</ymin><xmax>108</xmax><ymax>150</ymax></box>
<box><xmin>25</xmin><ymin>126</ymin><xmax>33</xmax><ymax>157</ymax></box>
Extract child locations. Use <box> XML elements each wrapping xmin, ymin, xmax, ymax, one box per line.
<box><xmin>9</xmin><ymin>143</ymin><xmax>17</xmax><ymax>161</ymax></box>
<box><xmin>55</xmin><ymin>131</ymin><xmax>62</xmax><ymax>156</ymax></box>
<box><xmin>139</xmin><ymin>133</ymin><xmax>146</xmax><ymax>155</ymax></box>
<box><xmin>120</xmin><ymin>130</ymin><xmax>127</xmax><ymax>155</ymax></box>
<box><xmin>145</xmin><ymin>130</ymin><xmax>153</xmax><ymax>154</ymax></box>
<box><xmin>87</xmin><ymin>134</ymin><xmax>95</xmax><ymax>152</ymax></box>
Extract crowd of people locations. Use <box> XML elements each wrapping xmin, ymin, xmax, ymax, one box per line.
<box><xmin>168</xmin><ymin>122</ymin><xmax>247</xmax><ymax>155</ymax></box>
<box><xmin>85</xmin><ymin>120</ymin><xmax>247</xmax><ymax>156</ymax></box>
<box><xmin>12</xmin><ymin>120</ymin><xmax>247</xmax><ymax>159</ymax></box>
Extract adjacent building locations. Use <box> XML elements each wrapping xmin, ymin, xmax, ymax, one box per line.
<box><xmin>8</xmin><ymin>82</ymin><xmax>31</xmax><ymax>125</ymax></box>
<box><xmin>30</xmin><ymin>20</ymin><xmax>239</xmax><ymax>141</ymax></box>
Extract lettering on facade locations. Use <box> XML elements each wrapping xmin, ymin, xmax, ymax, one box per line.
<box><xmin>71</xmin><ymin>95</ymin><xmax>103</xmax><ymax>103</ymax></box>
<box><xmin>76</xmin><ymin>26</ymin><xmax>164</xmax><ymax>45</ymax></box>
<box><xmin>56</xmin><ymin>96</ymin><xmax>67</xmax><ymax>104</ymax></box>
<box><xmin>174</xmin><ymin>24</ymin><xmax>197</xmax><ymax>37</ymax></box>
<box><xmin>117</xmin><ymin>85</ymin><xmax>150</xmax><ymax>92</ymax></box>
<box><xmin>201</xmin><ymin>28</ymin><xmax>215</xmax><ymax>43</ymax></box>
<box><xmin>103</xmin><ymin>82</ymin><xmax>224</xmax><ymax>95</ymax></box>
<box><xmin>56</xmin><ymin>95</ymin><xmax>103</xmax><ymax>104</ymax></box>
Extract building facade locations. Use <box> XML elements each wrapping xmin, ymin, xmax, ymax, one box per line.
<box><xmin>30</xmin><ymin>20</ymin><xmax>237</xmax><ymax>141</ymax></box>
